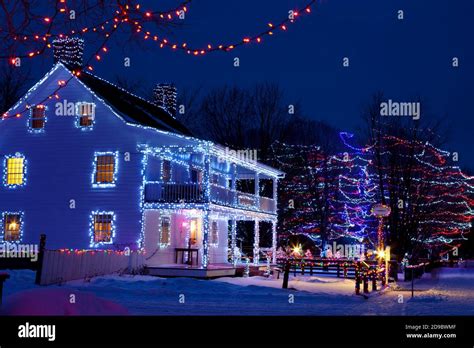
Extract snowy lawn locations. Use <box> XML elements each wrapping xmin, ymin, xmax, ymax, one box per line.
<box><xmin>1</xmin><ymin>267</ymin><xmax>473</xmax><ymax>315</ymax></box>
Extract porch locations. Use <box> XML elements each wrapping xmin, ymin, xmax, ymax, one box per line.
<box><xmin>142</xmin><ymin>206</ymin><xmax>278</xmax><ymax>275</ymax></box>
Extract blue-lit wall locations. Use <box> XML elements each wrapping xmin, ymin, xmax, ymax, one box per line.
<box><xmin>0</xmin><ymin>64</ymin><xmax>195</xmax><ymax>250</ymax></box>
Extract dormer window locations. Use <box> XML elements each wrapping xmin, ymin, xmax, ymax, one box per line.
<box><xmin>77</xmin><ymin>102</ymin><xmax>95</xmax><ymax>128</ymax></box>
<box><xmin>29</xmin><ymin>105</ymin><xmax>46</xmax><ymax>131</ymax></box>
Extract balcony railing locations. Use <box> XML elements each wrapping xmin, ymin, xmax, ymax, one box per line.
<box><xmin>259</xmin><ymin>196</ymin><xmax>276</xmax><ymax>213</ymax></box>
<box><xmin>144</xmin><ymin>182</ymin><xmax>203</xmax><ymax>203</ymax></box>
<box><xmin>210</xmin><ymin>184</ymin><xmax>235</xmax><ymax>206</ymax></box>
<box><xmin>144</xmin><ymin>182</ymin><xmax>276</xmax><ymax>213</ymax></box>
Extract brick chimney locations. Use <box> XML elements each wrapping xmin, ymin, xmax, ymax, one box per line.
<box><xmin>53</xmin><ymin>37</ymin><xmax>84</xmax><ymax>71</ymax></box>
<box><xmin>153</xmin><ymin>83</ymin><xmax>177</xmax><ymax>116</ymax></box>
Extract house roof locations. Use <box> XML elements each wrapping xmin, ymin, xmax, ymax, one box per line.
<box><xmin>77</xmin><ymin>70</ymin><xmax>284</xmax><ymax>177</ymax></box>
<box><xmin>77</xmin><ymin>71</ymin><xmax>193</xmax><ymax>137</ymax></box>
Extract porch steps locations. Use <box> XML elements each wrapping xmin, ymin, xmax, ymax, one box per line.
<box><xmin>144</xmin><ymin>264</ymin><xmax>236</xmax><ymax>279</ymax></box>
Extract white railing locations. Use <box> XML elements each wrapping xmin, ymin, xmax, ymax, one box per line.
<box><xmin>145</xmin><ymin>182</ymin><xmax>276</xmax><ymax>213</ymax></box>
<box><xmin>237</xmin><ymin>192</ymin><xmax>257</xmax><ymax>207</ymax></box>
<box><xmin>210</xmin><ymin>184</ymin><xmax>235</xmax><ymax>206</ymax></box>
<box><xmin>259</xmin><ymin>196</ymin><xmax>276</xmax><ymax>213</ymax></box>
<box><xmin>144</xmin><ymin>182</ymin><xmax>203</xmax><ymax>203</ymax></box>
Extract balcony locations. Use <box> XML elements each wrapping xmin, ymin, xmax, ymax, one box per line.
<box><xmin>144</xmin><ymin>182</ymin><xmax>203</xmax><ymax>203</ymax></box>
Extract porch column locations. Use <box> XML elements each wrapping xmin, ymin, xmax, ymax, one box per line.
<box><xmin>203</xmin><ymin>154</ymin><xmax>211</xmax><ymax>201</ymax></box>
<box><xmin>202</xmin><ymin>210</ymin><xmax>210</xmax><ymax>268</ymax></box>
<box><xmin>231</xmin><ymin>163</ymin><xmax>237</xmax><ymax>206</ymax></box>
<box><xmin>230</xmin><ymin>219</ymin><xmax>237</xmax><ymax>265</ymax></box>
<box><xmin>253</xmin><ymin>219</ymin><xmax>260</xmax><ymax>265</ymax></box>
<box><xmin>271</xmin><ymin>220</ymin><xmax>277</xmax><ymax>264</ymax></box>
<box><xmin>272</xmin><ymin>177</ymin><xmax>278</xmax><ymax>200</ymax></box>
<box><xmin>254</xmin><ymin>172</ymin><xmax>260</xmax><ymax>209</ymax></box>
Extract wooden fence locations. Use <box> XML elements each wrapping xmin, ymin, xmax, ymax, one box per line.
<box><xmin>38</xmin><ymin>249</ymin><xmax>145</xmax><ymax>285</ymax></box>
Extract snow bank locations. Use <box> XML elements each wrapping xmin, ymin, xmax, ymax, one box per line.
<box><xmin>1</xmin><ymin>288</ymin><xmax>128</xmax><ymax>315</ymax></box>
<box><xmin>1</xmin><ymin>267</ymin><xmax>472</xmax><ymax>315</ymax></box>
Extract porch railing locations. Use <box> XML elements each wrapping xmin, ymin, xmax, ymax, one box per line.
<box><xmin>259</xmin><ymin>196</ymin><xmax>276</xmax><ymax>213</ymax></box>
<box><xmin>210</xmin><ymin>184</ymin><xmax>235</xmax><ymax>206</ymax></box>
<box><xmin>237</xmin><ymin>192</ymin><xmax>257</xmax><ymax>207</ymax></box>
<box><xmin>144</xmin><ymin>182</ymin><xmax>276</xmax><ymax>213</ymax></box>
<box><xmin>144</xmin><ymin>182</ymin><xmax>204</xmax><ymax>203</ymax></box>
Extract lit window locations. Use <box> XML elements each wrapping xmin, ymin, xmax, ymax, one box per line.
<box><xmin>3</xmin><ymin>213</ymin><xmax>21</xmax><ymax>242</ymax></box>
<box><xmin>6</xmin><ymin>156</ymin><xmax>25</xmax><ymax>186</ymax></box>
<box><xmin>94</xmin><ymin>154</ymin><xmax>116</xmax><ymax>185</ymax></box>
<box><xmin>77</xmin><ymin>102</ymin><xmax>95</xmax><ymax>127</ymax></box>
<box><xmin>210</xmin><ymin>220</ymin><xmax>218</xmax><ymax>245</ymax></box>
<box><xmin>160</xmin><ymin>216</ymin><xmax>171</xmax><ymax>246</ymax></box>
<box><xmin>30</xmin><ymin>105</ymin><xmax>46</xmax><ymax>130</ymax></box>
<box><xmin>162</xmin><ymin>160</ymin><xmax>171</xmax><ymax>182</ymax></box>
<box><xmin>93</xmin><ymin>213</ymin><xmax>113</xmax><ymax>243</ymax></box>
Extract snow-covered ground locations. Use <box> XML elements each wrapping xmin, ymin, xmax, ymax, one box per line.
<box><xmin>1</xmin><ymin>266</ymin><xmax>473</xmax><ymax>315</ymax></box>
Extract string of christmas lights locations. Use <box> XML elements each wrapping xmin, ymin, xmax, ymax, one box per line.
<box><xmin>129</xmin><ymin>0</ymin><xmax>316</xmax><ymax>55</ymax></box>
<box><xmin>270</xmin><ymin>130</ymin><xmax>474</xmax><ymax>257</ymax></box>
<box><xmin>1</xmin><ymin>1</ymin><xmax>191</xmax><ymax>60</ymax></box>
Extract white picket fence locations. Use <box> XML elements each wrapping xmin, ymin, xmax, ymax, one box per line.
<box><xmin>38</xmin><ymin>249</ymin><xmax>145</xmax><ymax>285</ymax></box>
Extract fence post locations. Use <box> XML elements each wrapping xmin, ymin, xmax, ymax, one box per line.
<box><xmin>282</xmin><ymin>260</ymin><xmax>290</xmax><ymax>289</ymax></box>
<box><xmin>363</xmin><ymin>273</ymin><xmax>369</xmax><ymax>293</ymax></box>
<box><xmin>0</xmin><ymin>273</ymin><xmax>10</xmax><ymax>306</ymax></box>
<box><xmin>411</xmin><ymin>267</ymin><xmax>414</xmax><ymax>298</ymax></box>
<box><xmin>355</xmin><ymin>262</ymin><xmax>360</xmax><ymax>294</ymax></box>
<box><xmin>372</xmin><ymin>270</ymin><xmax>377</xmax><ymax>291</ymax></box>
<box><xmin>34</xmin><ymin>234</ymin><xmax>46</xmax><ymax>285</ymax></box>
<box><xmin>337</xmin><ymin>263</ymin><xmax>340</xmax><ymax>278</ymax></box>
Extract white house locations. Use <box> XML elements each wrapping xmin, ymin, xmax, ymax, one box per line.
<box><xmin>0</xmin><ymin>39</ymin><xmax>284</xmax><ymax>277</ymax></box>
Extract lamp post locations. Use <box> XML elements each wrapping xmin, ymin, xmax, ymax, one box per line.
<box><xmin>371</xmin><ymin>204</ymin><xmax>391</xmax><ymax>275</ymax></box>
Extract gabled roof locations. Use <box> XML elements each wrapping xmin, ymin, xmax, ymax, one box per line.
<box><xmin>77</xmin><ymin>71</ymin><xmax>193</xmax><ymax>136</ymax></box>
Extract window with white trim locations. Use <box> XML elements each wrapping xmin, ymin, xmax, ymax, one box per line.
<box><xmin>94</xmin><ymin>154</ymin><xmax>116</xmax><ymax>185</ymax></box>
<box><xmin>210</xmin><ymin>220</ymin><xmax>218</xmax><ymax>245</ymax></box>
<box><xmin>3</xmin><ymin>213</ymin><xmax>21</xmax><ymax>242</ymax></box>
<box><xmin>93</xmin><ymin>213</ymin><xmax>113</xmax><ymax>243</ymax></box>
<box><xmin>30</xmin><ymin>105</ymin><xmax>46</xmax><ymax>130</ymax></box>
<box><xmin>160</xmin><ymin>216</ymin><xmax>171</xmax><ymax>246</ymax></box>
<box><xmin>5</xmin><ymin>156</ymin><xmax>25</xmax><ymax>186</ymax></box>
<box><xmin>77</xmin><ymin>102</ymin><xmax>95</xmax><ymax>127</ymax></box>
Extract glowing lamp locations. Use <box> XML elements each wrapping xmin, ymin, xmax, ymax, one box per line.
<box><xmin>292</xmin><ymin>244</ymin><xmax>303</xmax><ymax>257</ymax></box>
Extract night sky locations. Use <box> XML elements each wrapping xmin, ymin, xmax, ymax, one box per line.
<box><xmin>25</xmin><ymin>0</ymin><xmax>474</xmax><ymax>169</ymax></box>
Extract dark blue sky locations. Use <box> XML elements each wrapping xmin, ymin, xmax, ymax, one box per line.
<box><xmin>29</xmin><ymin>0</ymin><xmax>474</xmax><ymax>169</ymax></box>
